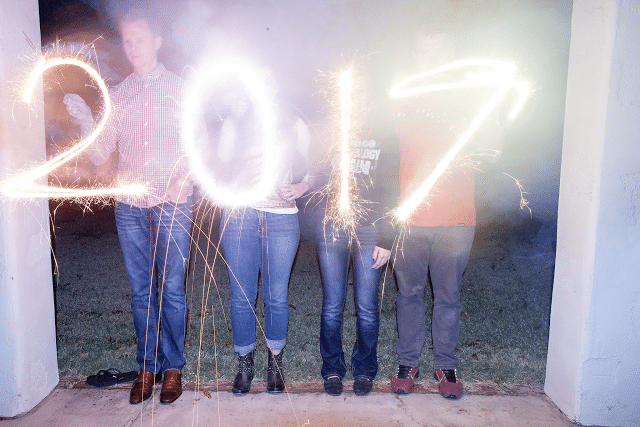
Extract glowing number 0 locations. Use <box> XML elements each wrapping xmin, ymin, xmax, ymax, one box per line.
<box><xmin>181</xmin><ymin>62</ymin><xmax>279</xmax><ymax>208</ymax></box>
<box><xmin>389</xmin><ymin>59</ymin><xmax>529</xmax><ymax>222</ymax></box>
<box><xmin>1</xmin><ymin>57</ymin><xmax>145</xmax><ymax>199</ymax></box>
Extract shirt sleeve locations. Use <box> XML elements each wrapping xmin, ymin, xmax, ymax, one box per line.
<box><xmin>372</xmin><ymin>135</ymin><xmax>400</xmax><ymax>251</ymax></box>
<box><xmin>86</xmin><ymin>85</ymin><xmax>120</xmax><ymax>165</ymax></box>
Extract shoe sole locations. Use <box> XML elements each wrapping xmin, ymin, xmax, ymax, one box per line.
<box><xmin>267</xmin><ymin>381</ymin><xmax>285</xmax><ymax>394</ymax></box>
<box><xmin>324</xmin><ymin>385</ymin><xmax>343</xmax><ymax>396</ymax></box>
<box><xmin>129</xmin><ymin>393</ymin><xmax>152</xmax><ymax>405</ymax></box>
<box><xmin>439</xmin><ymin>391</ymin><xmax>463</xmax><ymax>399</ymax></box>
<box><xmin>441</xmin><ymin>394</ymin><xmax>462</xmax><ymax>399</ymax></box>
<box><xmin>159</xmin><ymin>394</ymin><xmax>182</xmax><ymax>404</ymax></box>
<box><xmin>390</xmin><ymin>380</ymin><xmax>415</xmax><ymax>395</ymax></box>
<box><xmin>267</xmin><ymin>380</ymin><xmax>285</xmax><ymax>393</ymax></box>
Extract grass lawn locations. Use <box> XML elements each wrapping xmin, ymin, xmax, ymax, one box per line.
<box><xmin>53</xmin><ymin>198</ymin><xmax>555</xmax><ymax>392</ymax></box>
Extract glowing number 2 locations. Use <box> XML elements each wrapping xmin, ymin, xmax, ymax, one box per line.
<box><xmin>181</xmin><ymin>61</ymin><xmax>279</xmax><ymax>208</ymax></box>
<box><xmin>389</xmin><ymin>59</ymin><xmax>528</xmax><ymax>222</ymax></box>
<box><xmin>1</xmin><ymin>57</ymin><xmax>145</xmax><ymax>199</ymax></box>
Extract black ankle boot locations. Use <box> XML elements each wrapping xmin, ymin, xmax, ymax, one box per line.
<box><xmin>267</xmin><ymin>350</ymin><xmax>285</xmax><ymax>393</ymax></box>
<box><xmin>232</xmin><ymin>351</ymin><xmax>254</xmax><ymax>394</ymax></box>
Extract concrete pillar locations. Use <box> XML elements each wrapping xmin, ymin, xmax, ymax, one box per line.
<box><xmin>545</xmin><ymin>1</ymin><xmax>640</xmax><ymax>426</ymax></box>
<box><xmin>0</xmin><ymin>0</ymin><xmax>59</xmax><ymax>418</ymax></box>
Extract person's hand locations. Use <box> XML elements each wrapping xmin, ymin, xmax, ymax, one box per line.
<box><xmin>279</xmin><ymin>181</ymin><xmax>310</xmax><ymax>201</ymax></box>
<box><xmin>166</xmin><ymin>175</ymin><xmax>190</xmax><ymax>204</ymax></box>
<box><xmin>371</xmin><ymin>246</ymin><xmax>391</xmax><ymax>269</ymax></box>
<box><xmin>63</xmin><ymin>94</ymin><xmax>93</xmax><ymax>133</ymax></box>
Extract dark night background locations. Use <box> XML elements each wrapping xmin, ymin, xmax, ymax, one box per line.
<box><xmin>38</xmin><ymin>0</ymin><xmax>572</xmax><ymax>230</ymax></box>
<box><xmin>39</xmin><ymin>0</ymin><xmax>570</xmax><ymax>389</ymax></box>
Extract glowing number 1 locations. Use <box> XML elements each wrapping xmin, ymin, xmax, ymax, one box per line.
<box><xmin>1</xmin><ymin>57</ymin><xmax>145</xmax><ymax>199</ymax></box>
<box><xmin>389</xmin><ymin>59</ymin><xmax>528</xmax><ymax>222</ymax></box>
<box><xmin>338</xmin><ymin>68</ymin><xmax>352</xmax><ymax>214</ymax></box>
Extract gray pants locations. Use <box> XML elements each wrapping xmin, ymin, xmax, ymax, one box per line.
<box><xmin>394</xmin><ymin>226</ymin><xmax>475</xmax><ymax>370</ymax></box>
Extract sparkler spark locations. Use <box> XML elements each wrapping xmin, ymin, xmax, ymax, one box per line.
<box><xmin>181</xmin><ymin>60</ymin><xmax>279</xmax><ymax>208</ymax></box>
<box><xmin>503</xmin><ymin>172</ymin><xmax>532</xmax><ymax>216</ymax></box>
<box><xmin>1</xmin><ymin>55</ymin><xmax>146</xmax><ymax>200</ymax></box>
<box><xmin>390</xmin><ymin>59</ymin><xmax>529</xmax><ymax>222</ymax></box>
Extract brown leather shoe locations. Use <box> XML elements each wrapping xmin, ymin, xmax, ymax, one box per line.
<box><xmin>160</xmin><ymin>369</ymin><xmax>182</xmax><ymax>404</ymax></box>
<box><xmin>130</xmin><ymin>370</ymin><xmax>156</xmax><ymax>404</ymax></box>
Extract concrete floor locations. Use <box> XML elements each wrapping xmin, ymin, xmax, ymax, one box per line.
<box><xmin>3</xmin><ymin>386</ymin><xmax>575</xmax><ymax>427</ymax></box>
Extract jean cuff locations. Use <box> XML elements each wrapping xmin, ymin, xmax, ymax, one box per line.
<box><xmin>265</xmin><ymin>338</ymin><xmax>286</xmax><ymax>352</ymax></box>
<box><xmin>234</xmin><ymin>343</ymin><xmax>256</xmax><ymax>356</ymax></box>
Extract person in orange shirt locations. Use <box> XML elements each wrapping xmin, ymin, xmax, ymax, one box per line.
<box><xmin>390</xmin><ymin>25</ymin><xmax>478</xmax><ymax>400</ymax></box>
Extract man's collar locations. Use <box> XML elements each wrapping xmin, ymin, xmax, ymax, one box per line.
<box><xmin>133</xmin><ymin>63</ymin><xmax>166</xmax><ymax>81</ymax></box>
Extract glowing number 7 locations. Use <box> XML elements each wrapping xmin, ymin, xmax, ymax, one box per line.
<box><xmin>181</xmin><ymin>61</ymin><xmax>279</xmax><ymax>208</ymax></box>
<box><xmin>1</xmin><ymin>57</ymin><xmax>145</xmax><ymax>199</ymax></box>
<box><xmin>389</xmin><ymin>59</ymin><xmax>528</xmax><ymax>222</ymax></box>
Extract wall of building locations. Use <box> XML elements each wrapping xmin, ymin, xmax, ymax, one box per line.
<box><xmin>546</xmin><ymin>1</ymin><xmax>640</xmax><ymax>426</ymax></box>
<box><xmin>0</xmin><ymin>0</ymin><xmax>59</xmax><ymax>417</ymax></box>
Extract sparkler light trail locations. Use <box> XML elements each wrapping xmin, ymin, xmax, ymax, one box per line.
<box><xmin>338</xmin><ymin>68</ymin><xmax>352</xmax><ymax>215</ymax></box>
<box><xmin>181</xmin><ymin>60</ymin><xmax>279</xmax><ymax>208</ymax></box>
<box><xmin>322</xmin><ymin>66</ymin><xmax>368</xmax><ymax>234</ymax></box>
<box><xmin>390</xmin><ymin>59</ymin><xmax>529</xmax><ymax>222</ymax></box>
<box><xmin>1</xmin><ymin>56</ymin><xmax>146</xmax><ymax>200</ymax></box>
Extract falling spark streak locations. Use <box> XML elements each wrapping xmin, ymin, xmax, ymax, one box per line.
<box><xmin>338</xmin><ymin>68</ymin><xmax>352</xmax><ymax>214</ymax></box>
<box><xmin>390</xmin><ymin>59</ymin><xmax>529</xmax><ymax>222</ymax></box>
<box><xmin>1</xmin><ymin>56</ymin><xmax>146</xmax><ymax>199</ymax></box>
<box><xmin>182</xmin><ymin>61</ymin><xmax>278</xmax><ymax>208</ymax></box>
<box><xmin>503</xmin><ymin>172</ymin><xmax>532</xmax><ymax>216</ymax></box>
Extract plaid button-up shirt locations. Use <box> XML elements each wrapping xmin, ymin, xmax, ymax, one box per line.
<box><xmin>101</xmin><ymin>64</ymin><xmax>191</xmax><ymax>208</ymax></box>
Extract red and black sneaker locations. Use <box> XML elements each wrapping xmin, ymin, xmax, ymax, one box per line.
<box><xmin>390</xmin><ymin>365</ymin><xmax>419</xmax><ymax>395</ymax></box>
<box><xmin>434</xmin><ymin>369</ymin><xmax>463</xmax><ymax>399</ymax></box>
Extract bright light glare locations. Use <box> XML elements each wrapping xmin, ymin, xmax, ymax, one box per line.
<box><xmin>181</xmin><ymin>60</ymin><xmax>278</xmax><ymax>208</ymax></box>
<box><xmin>390</xmin><ymin>59</ymin><xmax>528</xmax><ymax>222</ymax></box>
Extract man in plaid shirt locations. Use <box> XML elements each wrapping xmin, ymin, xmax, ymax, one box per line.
<box><xmin>65</xmin><ymin>9</ymin><xmax>192</xmax><ymax>405</ymax></box>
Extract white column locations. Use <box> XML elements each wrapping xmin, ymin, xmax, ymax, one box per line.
<box><xmin>0</xmin><ymin>0</ymin><xmax>59</xmax><ymax>417</ymax></box>
<box><xmin>545</xmin><ymin>1</ymin><xmax>640</xmax><ymax>426</ymax></box>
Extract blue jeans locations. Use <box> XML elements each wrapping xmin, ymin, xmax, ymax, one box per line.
<box><xmin>317</xmin><ymin>224</ymin><xmax>382</xmax><ymax>380</ymax></box>
<box><xmin>220</xmin><ymin>208</ymin><xmax>300</xmax><ymax>355</ymax></box>
<box><xmin>115</xmin><ymin>199</ymin><xmax>193</xmax><ymax>374</ymax></box>
<box><xmin>394</xmin><ymin>226</ymin><xmax>475</xmax><ymax>370</ymax></box>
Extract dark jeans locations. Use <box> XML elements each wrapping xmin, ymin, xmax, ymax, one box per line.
<box><xmin>317</xmin><ymin>224</ymin><xmax>382</xmax><ymax>380</ymax></box>
<box><xmin>115</xmin><ymin>199</ymin><xmax>192</xmax><ymax>374</ymax></box>
<box><xmin>220</xmin><ymin>208</ymin><xmax>300</xmax><ymax>355</ymax></box>
<box><xmin>394</xmin><ymin>226</ymin><xmax>475</xmax><ymax>370</ymax></box>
